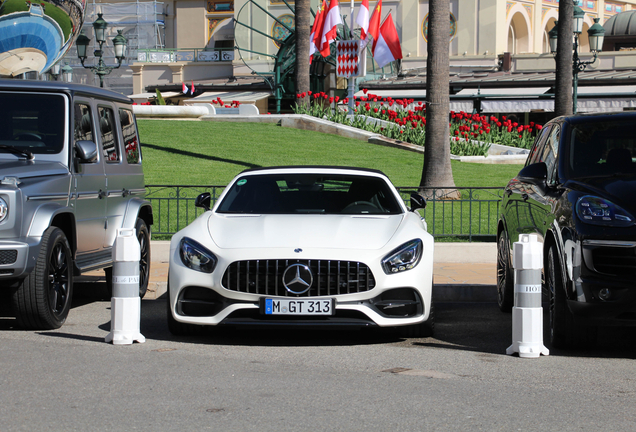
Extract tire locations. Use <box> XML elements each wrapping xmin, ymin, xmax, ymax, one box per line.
<box><xmin>547</xmin><ymin>245</ymin><xmax>597</xmax><ymax>349</ymax></box>
<box><xmin>546</xmin><ymin>246</ymin><xmax>568</xmax><ymax>348</ymax></box>
<box><xmin>400</xmin><ymin>301</ymin><xmax>435</xmax><ymax>338</ymax></box>
<box><xmin>12</xmin><ymin>227</ymin><xmax>73</xmax><ymax>330</ymax></box>
<box><xmin>497</xmin><ymin>230</ymin><xmax>514</xmax><ymax>313</ymax></box>
<box><xmin>166</xmin><ymin>278</ymin><xmax>204</xmax><ymax>336</ymax></box>
<box><xmin>136</xmin><ymin>218</ymin><xmax>151</xmax><ymax>298</ymax></box>
<box><xmin>104</xmin><ymin>218</ymin><xmax>150</xmax><ymax>298</ymax></box>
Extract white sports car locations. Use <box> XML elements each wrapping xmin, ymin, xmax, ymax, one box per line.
<box><xmin>167</xmin><ymin>166</ymin><xmax>434</xmax><ymax>336</ymax></box>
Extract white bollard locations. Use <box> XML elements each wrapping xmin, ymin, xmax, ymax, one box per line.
<box><xmin>105</xmin><ymin>228</ymin><xmax>146</xmax><ymax>345</ymax></box>
<box><xmin>506</xmin><ymin>234</ymin><xmax>549</xmax><ymax>358</ymax></box>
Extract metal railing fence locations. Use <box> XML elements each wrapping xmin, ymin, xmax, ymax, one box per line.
<box><xmin>145</xmin><ymin>185</ymin><xmax>504</xmax><ymax>241</ymax></box>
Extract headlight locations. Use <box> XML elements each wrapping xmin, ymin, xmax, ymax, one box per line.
<box><xmin>382</xmin><ymin>239</ymin><xmax>423</xmax><ymax>275</ymax></box>
<box><xmin>0</xmin><ymin>197</ymin><xmax>7</xmax><ymax>223</ymax></box>
<box><xmin>576</xmin><ymin>196</ymin><xmax>634</xmax><ymax>227</ymax></box>
<box><xmin>179</xmin><ymin>237</ymin><xmax>217</xmax><ymax>273</ymax></box>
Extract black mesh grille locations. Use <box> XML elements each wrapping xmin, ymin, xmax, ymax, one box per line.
<box><xmin>222</xmin><ymin>259</ymin><xmax>376</xmax><ymax>297</ymax></box>
<box><xmin>588</xmin><ymin>246</ymin><xmax>636</xmax><ymax>277</ymax></box>
<box><xmin>0</xmin><ymin>250</ymin><xmax>17</xmax><ymax>265</ymax></box>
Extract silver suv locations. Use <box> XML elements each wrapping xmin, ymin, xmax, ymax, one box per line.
<box><xmin>0</xmin><ymin>80</ymin><xmax>153</xmax><ymax>330</ymax></box>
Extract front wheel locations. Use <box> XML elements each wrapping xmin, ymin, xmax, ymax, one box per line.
<box><xmin>497</xmin><ymin>230</ymin><xmax>514</xmax><ymax>313</ymax></box>
<box><xmin>546</xmin><ymin>245</ymin><xmax>597</xmax><ymax>349</ymax></box>
<box><xmin>12</xmin><ymin>227</ymin><xmax>73</xmax><ymax>329</ymax></box>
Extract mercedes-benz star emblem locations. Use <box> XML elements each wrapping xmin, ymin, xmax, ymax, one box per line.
<box><xmin>282</xmin><ymin>263</ymin><xmax>313</xmax><ymax>295</ymax></box>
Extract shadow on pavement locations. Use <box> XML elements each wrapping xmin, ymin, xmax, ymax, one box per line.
<box><xmin>3</xmin><ymin>280</ymin><xmax>636</xmax><ymax>358</ymax></box>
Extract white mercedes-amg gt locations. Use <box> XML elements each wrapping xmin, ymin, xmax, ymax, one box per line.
<box><xmin>167</xmin><ymin>166</ymin><xmax>434</xmax><ymax>336</ymax></box>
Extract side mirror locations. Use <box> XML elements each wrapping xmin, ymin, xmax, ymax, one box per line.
<box><xmin>410</xmin><ymin>193</ymin><xmax>426</xmax><ymax>211</ymax></box>
<box><xmin>74</xmin><ymin>140</ymin><xmax>98</xmax><ymax>163</ymax></box>
<box><xmin>517</xmin><ymin>162</ymin><xmax>548</xmax><ymax>187</ymax></box>
<box><xmin>195</xmin><ymin>192</ymin><xmax>211</xmax><ymax>211</ymax></box>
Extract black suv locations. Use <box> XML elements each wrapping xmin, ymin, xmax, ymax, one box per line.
<box><xmin>497</xmin><ymin>112</ymin><xmax>636</xmax><ymax>348</ymax></box>
<box><xmin>0</xmin><ymin>80</ymin><xmax>153</xmax><ymax>330</ymax></box>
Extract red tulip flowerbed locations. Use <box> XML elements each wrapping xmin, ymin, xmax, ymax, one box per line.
<box><xmin>293</xmin><ymin>90</ymin><xmax>543</xmax><ymax>156</ymax></box>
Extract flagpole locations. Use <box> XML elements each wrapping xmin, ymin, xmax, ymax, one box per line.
<box><xmin>348</xmin><ymin>0</ymin><xmax>355</xmax><ymax>113</ymax></box>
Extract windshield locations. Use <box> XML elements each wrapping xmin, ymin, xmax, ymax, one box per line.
<box><xmin>0</xmin><ymin>92</ymin><xmax>66</xmax><ymax>155</ymax></box>
<box><xmin>568</xmin><ymin>119</ymin><xmax>636</xmax><ymax>178</ymax></box>
<box><xmin>217</xmin><ymin>173</ymin><xmax>403</xmax><ymax>215</ymax></box>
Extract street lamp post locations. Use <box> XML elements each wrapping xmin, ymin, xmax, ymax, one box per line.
<box><xmin>48</xmin><ymin>62</ymin><xmax>74</xmax><ymax>82</ymax></box>
<box><xmin>549</xmin><ymin>3</ymin><xmax>606</xmax><ymax>114</ymax></box>
<box><xmin>76</xmin><ymin>13</ymin><xmax>128</xmax><ymax>88</ymax></box>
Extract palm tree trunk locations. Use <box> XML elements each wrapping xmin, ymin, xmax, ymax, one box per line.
<box><xmin>419</xmin><ymin>0</ymin><xmax>459</xmax><ymax>200</ymax></box>
<box><xmin>295</xmin><ymin>0</ymin><xmax>311</xmax><ymax>109</ymax></box>
<box><xmin>555</xmin><ymin>1</ymin><xmax>573</xmax><ymax>116</ymax></box>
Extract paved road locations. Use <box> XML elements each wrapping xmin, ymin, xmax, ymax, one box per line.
<box><xmin>1</xmin><ymin>282</ymin><xmax>635</xmax><ymax>431</ymax></box>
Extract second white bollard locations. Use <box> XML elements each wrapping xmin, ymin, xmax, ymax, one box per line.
<box><xmin>105</xmin><ymin>228</ymin><xmax>146</xmax><ymax>345</ymax></box>
<box><xmin>506</xmin><ymin>234</ymin><xmax>549</xmax><ymax>358</ymax></box>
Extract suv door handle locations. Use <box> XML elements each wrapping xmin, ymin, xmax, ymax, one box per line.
<box><xmin>122</xmin><ymin>188</ymin><xmax>131</xmax><ymax>197</ymax></box>
<box><xmin>98</xmin><ymin>189</ymin><xmax>105</xmax><ymax>199</ymax></box>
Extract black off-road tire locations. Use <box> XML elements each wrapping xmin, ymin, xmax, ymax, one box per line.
<box><xmin>497</xmin><ymin>230</ymin><xmax>514</xmax><ymax>313</ymax></box>
<box><xmin>105</xmin><ymin>218</ymin><xmax>151</xmax><ymax>298</ymax></box>
<box><xmin>12</xmin><ymin>227</ymin><xmax>73</xmax><ymax>329</ymax></box>
<box><xmin>547</xmin><ymin>245</ymin><xmax>597</xmax><ymax>349</ymax></box>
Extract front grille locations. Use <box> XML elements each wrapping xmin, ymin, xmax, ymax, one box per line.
<box><xmin>584</xmin><ymin>244</ymin><xmax>636</xmax><ymax>278</ymax></box>
<box><xmin>222</xmin><ymin>259</ymin><xmax>376</xmax><ymax>297</ymax></box>
<box><xmin>0</xmin><ymin>250</ymin><xmax>17</xmax><ymax>265</ymax></box>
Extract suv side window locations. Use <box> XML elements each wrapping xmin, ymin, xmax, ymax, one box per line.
<box><xmin>526</xmin><ymin>124</ymin><xmax>552</xmax><ymax>166</ymax></box>
<box><xmin>119</xmin><ymin>108</ymin><xmax>141</xmax><ymax>164</ymax></box>
<box><xmin>543</xmin><ymin>124</ymin><xmax>560</xmax><ymax>186</ymax></box>
<box><xmin>98</xmin><ymin>106</ymin><xmax>120</xmax><ymax>163</ymax></box>
<box><xmin>74</xmin><ymin>103</ymin><xmax>94</xmax><ymax>142</ymax></box>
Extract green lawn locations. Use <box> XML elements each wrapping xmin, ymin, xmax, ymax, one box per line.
<box><xmin>138</xmin><ymin>120</ymin><xmax>523</xmax><ymax>187</ymax></box>
<box><xmin>138</xmin><ymin>119</ymin><xmax>524</xmax><ymax>240</ymax></box>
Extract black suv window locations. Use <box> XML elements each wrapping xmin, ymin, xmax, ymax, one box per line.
<box><xmin>0</xmin><ymin>92</ymin><xmax>65</xmax><ymax>154</ymax></box>
<box><xmin>527</xmin><ymin>124</ymin><xmax>552</xmax><ymax>166</ymax></box>
<box><xmin>98</xmin><ymin>106</ymin><xmax>120</xmax><ymax>163</ymax></box>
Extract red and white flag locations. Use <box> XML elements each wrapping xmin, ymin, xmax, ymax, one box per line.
<box><xmin>362</xmin><ymin>0</ymin><xmax>382</xmax><ymax>50</ymax></box>
<box><xmin>356</xmin><ymin>0</ymin><xmax>370</xmax><ymax>40</ymax></box>
<box><xmin>309</xmin><ymin>0</ymin><xmax>327</xmax><ymax>64</ymax></box>
<box><xmin>372</xmin><ymin>13</ymin><xmax>402</xmax><ymax>68</ymax></box>
<box><xmin>190</xmin><ymin>81</ymin><xmax>195</xmax><ymax>95</ymax></box>
<box><xmin>182</xmin><ymin>82</ymin><xmax>189</xmax><ymax>94</ymax></box>
<box><xmin>319</xmin><ymin>0</ymin><xmax>342</xmax><ymax>57</ymax></box>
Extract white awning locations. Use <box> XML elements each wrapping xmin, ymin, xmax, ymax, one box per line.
<box><xmin>456</xmin><ymin>87</ymin><xmax>550</xmax><ymax>97</ymax></box>
<box><xmin>129</xmin><ymin>91</ymin><xmax>180</xmax><ymax>101</ymax></box>
<box><xmin>577</xmin><ymin>98</ymin><xmax>636</xmax><ymax>112</ymax></box>
<box><xmin>450</xmin><ymin>101</ymin><xmax>474</xmax><ymax>113</ymax></box>
<box><xmin>186</xmin><ymin>91</ymin><xmax>271</xmax><ymax>103</ymax></box>
<box><xmin>481</xmin><ymin>99</ymin><xmax>554</xmax><ymax>113</ymax></box>
<box><xmin>577</xmin><ymin>85</ymin><xmax>636</xmax><ymax>95</ymax></box>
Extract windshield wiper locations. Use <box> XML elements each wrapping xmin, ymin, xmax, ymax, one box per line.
<box><xmin>0</xmin><ymin>145</ymin><xmax>34</xmax><ymax>161</ymax></box>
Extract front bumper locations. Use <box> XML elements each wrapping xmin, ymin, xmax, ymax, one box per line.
<box><xmin>569</xmin><ymin>239</ymin><xmax>636</xmax><ymax>325</ymax></box>
<box><xmin>0</xmin><ymin>239</ymin><xmax>39</xmax><ymax>280</ymax></box>
<box><xmin>168</xmin><ymin>246</ymin><xmax>434</xmax><ymax>329</ymax></box>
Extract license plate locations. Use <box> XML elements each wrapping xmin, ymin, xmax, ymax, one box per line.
<box><xmin>263</xmin><ymin>298</ymin><xmax>334</xmax><ymax>316</ymax></box>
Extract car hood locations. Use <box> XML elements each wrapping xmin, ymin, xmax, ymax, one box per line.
<box><xmin>208</xmin><ymin>213</ymin><xmax>404</xmax><ymax>250</ymax></box>
<box><xmin>568</xmin><ymin>176</ymin><xmax>636</xmax><ymax>213</ymax></box>
<box><xmin>0</xmin><ymin>160</ymin><xmax>68</xmax><ymax>179</ymax></box>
